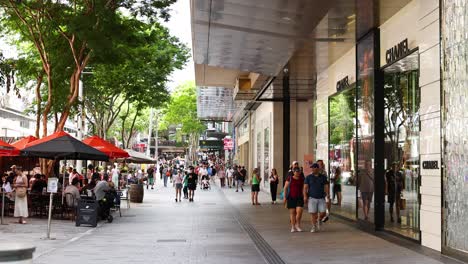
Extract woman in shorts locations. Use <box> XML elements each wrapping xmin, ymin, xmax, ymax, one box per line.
<box><xmin>283</xmin><ymin>167</ymin><xmax>304</xmax><ymax>232</ymax></box>
<box><xmin>173</xmin><ymin>169</ymin><xmax>183</xmax><ymax>202</ymax></box>
<box><xmin>250</xmin><ymin>168</ymin><xmax>261</xmax><ymax>205</ymax></box>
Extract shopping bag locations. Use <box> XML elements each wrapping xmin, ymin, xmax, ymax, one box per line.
<box><xmin>399</xmin><ymin>197</ymin><xmax>406</xmax><ymax>210</ymax></box>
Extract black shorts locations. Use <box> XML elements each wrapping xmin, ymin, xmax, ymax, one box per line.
<box><xmin>251</xmin><ymin>184</ymin><xmax>260</xmax><ymax>192</ymax></box>
<box><xmin>188</xmin><ymin>183</ymin><xmax>197</xmax><ymax>191</ymax></box>
<box><xmin>333</xmin><ymin>184</ymin><xmax>342</xmax><ymax>193</ymax></box>
<box><xmin>287</xmin><ymin>197</ymin><xmax>304</xmax><ymax>209</ymax></box>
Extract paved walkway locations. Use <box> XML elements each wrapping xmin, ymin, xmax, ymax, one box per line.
<box><xmin>1</xmin><ymin>179</ymin><xmax>462</xmax><ymax>264</ymax></box>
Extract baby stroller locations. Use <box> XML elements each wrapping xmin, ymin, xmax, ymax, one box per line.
<box><xmin>201</xmin><ymin>175</ymin><xmax>211</xmax><ymax>190</ymax></box>
<box><xmin>99</xmin><ymin>191</ymin><xmax>115</xmax><ymax>223</ymax></box>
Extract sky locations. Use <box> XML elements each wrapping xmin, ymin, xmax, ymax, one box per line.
<box><xmin>163</xmin><ymin>0</ymin><xmax>195</xmax><ymax>91</ymax></box>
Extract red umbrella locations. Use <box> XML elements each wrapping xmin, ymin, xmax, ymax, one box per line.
<box><xmin>11</xmin><ymin>135</ymin><xmax>38</xmax><ymax>150</ymax></box>
<box><xmin>82</xmin><ymin>136</ymin><xmax>129</xmax><ymax>159</ymax></box>
<box><xmin>0</xmin><ymin>140</ymin><xmax>20</xmax><ymax>156</ymax></box>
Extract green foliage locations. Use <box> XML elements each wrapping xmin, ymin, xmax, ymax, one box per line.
<box><xmin>160</xmin><ymin>81</ymin><xmax>205</xmax><ymax>135</ymax></box>
<box><xmin>329</xmin><ymin>89</ymin><xmax>356</xmax><ymax>146</ymax></box>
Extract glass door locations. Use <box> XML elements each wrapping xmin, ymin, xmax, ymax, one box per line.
<box><xmin>383</xmin><ymin>68</ymin><xmax>421</xmax><ymax>240</ymax></box>
<box><xmin>329</xmin><ymin>87</ymin><xmax>357</xmax><ymax>220</ymax></box>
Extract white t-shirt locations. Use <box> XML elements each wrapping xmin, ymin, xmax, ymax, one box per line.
<box><xmin>199</xmin><ymin>168</ymin><xmax>208</xmax><ymax>176</ymax></box>
<box><xmin>112</xmin><ymin>168</ymin><xmax>120</xmax><ymax>177</ymax></box>
<box><xmin>226</xmin><ymin>169</ymin><xmax>234</xmax><ymax>178</ymax></box>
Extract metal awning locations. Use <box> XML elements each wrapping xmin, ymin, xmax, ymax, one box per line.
<box><xmin>197</xmin><ymin>86</ymin><xmax>236</xmax><ymax>121</ymax></box>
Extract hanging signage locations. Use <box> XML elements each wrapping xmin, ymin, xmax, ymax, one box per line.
<box><xmin>223</xmin><ymin>138</ymin><xmax>233</xmax><ymax>150</ymax></box>
<box><xmin>422</xmin><ymin>160</ymin><xmax>439</xmax><ymax>170</ymax></box>
<box><xmin>385</xmin><ymin>38</ymin><xmax>410</xmax><ymax>64</ymax></box>
<box><xmin>336</xmin><ymin>76</ymin><xmax>350</xmax><ymax>92</ymax></box>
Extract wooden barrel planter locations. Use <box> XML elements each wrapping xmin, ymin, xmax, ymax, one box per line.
<box><xmin>129</xmin><ymin>184</ymin><xmax>144</xmax><ymax>203</ymax></box>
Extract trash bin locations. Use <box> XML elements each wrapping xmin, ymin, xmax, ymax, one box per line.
<box><xmin>76</xmin><ymin>198</ymin><xmax>99</xmax><ymax>227</ymax></box>
<box><xmin>0</xmin><ymin>243</ymin><xmax>35</xmax><ymax>263</ymax></box>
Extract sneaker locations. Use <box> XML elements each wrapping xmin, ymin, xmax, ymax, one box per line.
<box><xmin>310</xmin><ymin>225</ymin><xmax>317</xmax><ymax>233</ymax></box>
<box><xmin>322</xmin><ymin>215</ymin><xmax>329</xmax><ymax>223</ymax></box>
<box><xmin>291</xmin><ymin>227</ymin><xmax>296</xmax><ymax>233</ymax></box>
<box><xmin>295</xmin><ymin>225</ymin><xmax>303</xmax><ymax>232</ymax></box>
<box><xmin>236</xmin><ymin>190</ymin><xmax>238</xmax><ymax>192</ymax></box>
<box><xmin>175</xmin><ymin>198</ymin><xmax>177</xmax><ymax>202</ymax></box>
<box><xmin>241</xmin><ymin>188</ymin><xmax>244</xmax><ymax>192</ymax></box>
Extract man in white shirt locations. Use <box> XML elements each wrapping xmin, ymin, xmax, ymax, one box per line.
<box><xmin>226</xmin><ymin>166</ymin><xmax>234</xmax><ymax>188</ymax></box>
<box><xmin>64</xmin><ymin>178</ymin><xmax>81</xmax><ymax>207</ymax></box>
<box><xmin>111</xmin><ymin>165</ymin><xmax>120</xmax><ymax>189</ymax></box>
<box><xmin>94</xmin><ymin>175</ymin><xmax>110</xmax><ymax>201</ymax></box>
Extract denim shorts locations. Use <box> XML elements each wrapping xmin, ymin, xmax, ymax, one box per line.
<box><xmin>308</xmin><ymin>198</ymin><xmax>326</xmax><ymax>213</ymax></box>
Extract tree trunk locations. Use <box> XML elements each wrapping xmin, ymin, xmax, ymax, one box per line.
<box><xmin>34</xmin><ymin>74</ymin><xmax>44</xmax><ymax>138</ymax></box>
<box><xmin>125</xmin><ymin>108</ymin><xmax>140</xmax><ymax>149</ymax></box>
<box><xmin>42</xmin><ymin>71</ymin><xmax>53</xmax><ymax>137</ymax></box>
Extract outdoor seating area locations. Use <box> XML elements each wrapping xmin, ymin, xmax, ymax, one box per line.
<box><xmin>0</xmin><ymin>131</ymin><xmax>155</xmax><ymax>226</ymax></box>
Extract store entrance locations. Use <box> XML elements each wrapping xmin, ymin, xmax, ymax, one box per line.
<box><xmin>382</xmin><ymin>51</ymin><xmax>421</xmax><ymax>241</ymax></box>
<box><xmin>328</xmin><ymin>86</ymin><xmax>357</xmax><ymax>220</ymax></box>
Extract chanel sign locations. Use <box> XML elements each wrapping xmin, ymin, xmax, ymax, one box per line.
<box><xmin>422</xmin><ymin>160</ymin><xmax>439</xmax><ymax>170</ymax></box>
<box><xmin>385</xmin><ymin>38</ymin><xmax>410</xmax><ymax>65</ymax></box>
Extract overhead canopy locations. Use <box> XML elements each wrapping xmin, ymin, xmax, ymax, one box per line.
<box><xmin>83</xmin><ymin>136</ymin><xmax>129</xmax><ymax>159</ymax></box>
<box><xmin>11</xmin><ymin>136</ymin><xmax>38</xmax><ymax>150</ymax></box>
<box><xmin>0</xmin><ymin>140</ymin><xmax>20</xmax><ymax>156</ymax></box>
<box><xmin>21</xmin><ymin>131</ymin><xmax>108</xmax><ymax>161</ymax></box>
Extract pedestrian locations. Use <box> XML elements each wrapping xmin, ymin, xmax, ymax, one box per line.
<box><xmin>13</xmin><ymin>171</ymin><xmax>28</xmax><ymax>224</ymax></box>
<box><xmin>317</xmin><ymin>159</ymin><xmax>330</xmax><ymax>222</ymax></box>
<box><xmin>147</xmin><ymin>165</ymin><xmax>155</xmax><ymax>190</ymax></box>
<box><xmin>226</xmin><ymin>166</ymin><xmax>234</xmax><ymax>188</ymax></box>
<box><xmin>285</xmin><ymin>161</ymin><xmax>304</xmax><ymax>186</ymax></box>
<box><xmin>234</xmin><ymin>166</ymin><xmax>244</xmax><ymax>192</ymax></box>
<box><xmin>332</xmin><ymin>167</ymin><xmax>342</xmax><ymax>206</ymax></box>
<box><xmin>218</xmin><ymin>165</ymin><xmax>226</xmax><ymax>187</ymax></box>
<box><xmin>385</xmin><ymin>162</ymin><xmax>404</xmax><ymax>223</ymax></box>
<box><xmin>250</xmin><ymin>168</ymin><xmax>261</xmax><ymax>205</ymax></box>
<box><xmin>183</xmin><ymin>170</ymin><xmax>189</xmax><ymax>199</ymax></box>
<box><xmin>304</xmin><ymin>163</ymin><xmax>330</xmax><ymax>233</ymax></box>
<box><xmin>174</xmin><ymin>169</ymin><xmax>183</xmax><ymax>202</ymax></box>
<box><xmin>187</xmin><ymin>166</ymin><xmax>198</xmax><ymax>202</ymax></box>
<box><xmin>284</xmin><ymin>167</ymin><xmax>305</xmax><ymax>232</ymax></box>
<box><xmin>269</xmin><ymin>168</ymin><xmax>279</xmax><ymax>204</ymax></box>
<box><xmin>111</xmin><ymin>165</ymin><xmax>120</xmax><ymax>189</ymax></box>
<box><xmin>163</xmin><ymin>166</ymin><xmax>170</xmax><ymax>187</ymax></box>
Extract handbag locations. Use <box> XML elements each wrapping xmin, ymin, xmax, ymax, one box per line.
<box><xmin>16</xmin><ymin>187</ymin><xmax>27</xmax><ymax>198</ymax></box>
<box><xmin>399</xmin><ymin>195</ymin><xmax>406</xmax><ymax>210</ymax></box>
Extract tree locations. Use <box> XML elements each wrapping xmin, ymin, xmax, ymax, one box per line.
<box><xmin>0</xmin><ymin>0</ymin><xmax>178</xmax><ymax>137</ymax></box>
<box><xmin>83</xmin><ymin>21</ymin><xmax>189</xmax><ymax>140</ymax></box>
<box><xmin>160</xmin><ymin>81</ymin><xmax>205</xmax><ymax>161</ymax></box>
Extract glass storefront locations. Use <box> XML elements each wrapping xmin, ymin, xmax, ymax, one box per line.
<box><xmin>383</xmin><ymin>60</ymin><xmax>421</xmax><ymax>240</ymax></box>
<box><xmin>329</xmin><ymin>87</ymin><xmax>357</xmax><ymax>220</ymax></box>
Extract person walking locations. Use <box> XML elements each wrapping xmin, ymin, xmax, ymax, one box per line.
<box><xmin>13</xmin><ymin>171</ymin><xmax>29</xmax><ymax>224</ymax></box>
<box><xmin>385</xmin><ymin>162</ymin><xmax>404</xmax><ymax>223</ymax></box>
<box><xmin>332</xmin><ymin>167</ymin><xmax>342</xmax><ymax>206</ymax></box>
<box><xmin>284</xmin><ymin>167</ymin><xmax>305</xmax><ymax>232</ymax></box>
<box><xmin>146</xmin><ymin>165</ymin><xmax>155</xmax><ymax>190</ymax></box>
<box><xmin>317</xmin><ymin>159</ymin><xmax>330</xmax><ymax>222</ymax></box>
<box><xmin>111</xmin><ymin>165</ymin><xmax>120</xmax><ymax>190</ymax></box>
<box><xmin>269</xmin><ymin>168</ymin><xmax>279</xmax><ymax>204</ymax></box>
<box><xmin>173</xmin><ymin>169</ymin><xmax>183</xmax><ymax>202</ymax></box>
<box><xmin>250</xmin><ymin>168</ymin><xmax>261</xmax><ymax>205</ymax></box>
<box><xmin>163</xmin><ymin>166</ymin><xmax>170</xmax><ymax>187</ymax></box>
<box><xmin>182</xmin><ymin>170</ymin><xmax>189</xmax><ymax>199</ymax></box>
<box><xmin>218</xmin><ymin>166</ymin><xmax>226</xmax><ymax>187</ymax></box>
<box><xmin>235</xmin><ymin>166</ymin><xmax>244</xmax><ymax>192</ymax></box>
<box><xmin>226</xmin><ymin>166</ymin><xmax>234</xmax><ymax>188</ymax></box>
<box><xmin>304</xmin><ymin>163</ymin><xmax>330</xmax><ymax>233</ymax></box>
<box><xmin>187</xmin><ymin>166</ymin><xmax>198</xmax><ymax>202</ymax></box>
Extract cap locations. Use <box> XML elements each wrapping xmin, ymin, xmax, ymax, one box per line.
<box><xmin>10</xmin><ymin>165</ymin><xmax>16</xmax><ymax>169</ymax></box>
<box><xmin>292</xmin><ymin>161</ymin><xmax>299</xmax><ymax>165</ymax></box>
<box><xmin>310</xmin><ymin>163</ymin><xmax>320</xmax><ymax>168</ymax></box>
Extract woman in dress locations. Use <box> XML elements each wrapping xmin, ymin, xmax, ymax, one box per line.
<box><xmin>173</xmin><ymin>169</ymin><xmax>183</xmax><ymax>202</ymax></box>
<box><xmin>14</xmin><ymin>172</ymin><xmax>29</xmax><ymax>224</ymax></box>
<box><xmin>269</xmin><ymin>168</ymin><xmax>279</xmax><ymax>204</ymax></box>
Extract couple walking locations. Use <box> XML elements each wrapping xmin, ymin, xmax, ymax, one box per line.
<box><xmin>284</xmin><ymin>162</ymin><xmax>330</xmax><ymax>233</ymax></box>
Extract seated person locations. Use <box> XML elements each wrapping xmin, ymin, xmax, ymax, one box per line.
<box><xmin>94</xmin><ymin>174</ymin><xmax>110</xmax><ymax>201</ymax></box>
<box><xmin>81</xmin><ymin>173</ymin><xmax>98</xmax><ymax>197</ymax></box>
<box><xmin>64</xmin><ymin>178</ymin><xmax>81</xmax><ymax>207</ymax></box>
<box><xmin>31</xmin><ymin>174</ymin><xmax>47</xmax><ymax>193</ymax></box>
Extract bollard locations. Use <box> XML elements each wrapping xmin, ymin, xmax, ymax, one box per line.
<box><xmin>0</xmin><ymin>244</ymin><xmax>35</xmax><ymax>263</ymax></box>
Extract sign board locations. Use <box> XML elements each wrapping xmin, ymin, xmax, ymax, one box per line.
<box><xmin>223</xmin><ymin>138</ymin><xmax>233</xmax><ymax>150</ymax></box>
<box><xmin>47</xmin><ymin>178</ymin><xmax>58</xmax><ymax>193</ymax></box>
<box><xmin>422</xmin><ymin>160</ymin><xmax>439</xmax><ymax>170</ymax></box>
<box><xmin>385</xmin><ymin>38</ymin><xmax>410</xmax><ymax>65</ymax></box>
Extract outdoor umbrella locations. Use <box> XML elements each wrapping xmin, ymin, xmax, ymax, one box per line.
<box><xmin>11</xmin><ymin>135</ymin><xmax>38</xmax><ymax>150</ymax></box>
<box><xmin>0</xmin><ymin>140</ymin><xmax>20</xmax><ymax>156</ymax></box>
<box><xmin>116</xmin><ymin>149</ymin><xmax>155</xmax><ymax>164</ymax></box>
<box><xmin>21</xmin><ymin>131</ymin><xmax>108</xmax><ymax>161</ymax></box>
<box><xmin>82</xmin><ymin>136</ymin><xmax>129</xmax><ymax>159</ymax></box>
